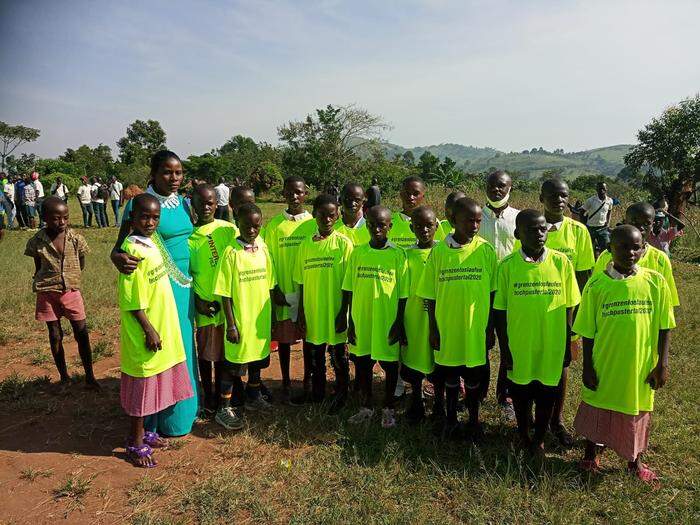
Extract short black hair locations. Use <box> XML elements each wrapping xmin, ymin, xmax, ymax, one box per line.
<box><xmin>401</xmin><ymin>175</ymin><xmax>425</xmax><ymax>189</ymax></box>
<box><xmin>445</xmin><ymin>190</ymin><xmax>467</xmax><ymax>208</ymax></box>
<box><xmin>237</xmin><ymin>202</ymin><xmax>262</xmax><ymax>219</ymax></box>
<box><xmin>626</xmin><ymin>202</ymin><xmax>654</xmax><ymax>222</ymax></box>
<box><xmin>193</xmin><ymin>183</ymin><xmax>216</xmax><ymax>199</ymax></box>
<box><xmin>367</xmin><ymin>204</ymin><xmax>392</xmax><ymax>221</ymax></box>
<box><xmin>132</xmin><ymin>192</ymin><xmax>161</xmax><ymax>213</ymax></box>
<box><xmin>541</xmin><ymin>178</ymin><xmax>568</xmax><ymax>194</ymax></box>
<box><xmin>284</xmin><ymin>175</ymin><xmax>306</xmax><ymax>188</ymax></box>
<box><xmin>231</xmin><ymin>186</ymin><xmax>255</xmax><ymax>202</ymax></box>
<box><xmin>41</xmin><ymin>196</ymin><xmax>68</xmax><ymax>218</ymax></box>
<box><xmin>341</xmin><ymin>182</ymin><xmax>364</xmax><ymax>196</ymax></box>
<box><xmin>150</xmin><ymin>150</ymin><xmax>181</xmax><ymax>175</ymax></box>
<box><xmin>486</xmin><ymin>169</ymin><xmax>511</xmax><ymax>184</ymax></box>
<box><xmin>610</xmin><ymin>224</ymin><xmax>642</xmax><ymax>244</ymax></box>
<box><xmin>411</xmin><ymin>205</ymin><xmax>436</xmax><ymax>222</ymax></box>
<box><xmin>515</xmin><ymin>208</ymin><xmax>544</xmax><ymax>230</ymax></box>
<box><xmin>313</xmin><ymin>193</ymin><xmax>339</xmax><ymax>213</ymax></box>
<box><xmin>452</xmin><ymin>197</ymin><xmax>481</xmax><ymax>216</ymax></box>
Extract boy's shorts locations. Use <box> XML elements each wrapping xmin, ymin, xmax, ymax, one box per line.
<box><xmin>272</xmin><ymin>319</ymin><xmax>303</xmax><ymax>344</ymax></box>
<box><xmin>35</xmin><ymin>290</ymin><xmax>86</xmax><ymax>322</ymax></box>
<box><xmin>223</xmin><ymin>355</ymin><xmax>271</xmax><ymax>376</ymax></box>
<box><xmin>433</xmin><ymin>363</ymin><xmax>488</xmax><ymax>387</ymax></box>
<box><xmin>508</xmin><ymin>380</ymin><xmax>560</xmax><ymax>401</ymax></box>
<box><xmin>196</xmin><ymin>324</ymin><xmax>224</xmax><ymax>362</ymax></box>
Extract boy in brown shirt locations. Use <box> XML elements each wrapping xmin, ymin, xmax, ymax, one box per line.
<box><xmin>24</xmin><ymin>196</ymin><xmax>99</xmax><ymax>388</ymax></box>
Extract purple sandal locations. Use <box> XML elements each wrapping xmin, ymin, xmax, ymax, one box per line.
<box><xmin>144</xmin><ymin>431</ymin><xmax>169</xmax><ymax>449</ymax></box>
<box><xmin>126</xmin><ymin>444</ymin><xmax>156</xmax><ymax>468</ymax></box>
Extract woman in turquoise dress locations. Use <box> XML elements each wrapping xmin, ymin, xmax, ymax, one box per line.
<box><xmin>111</xmin><ymin>150</ymin><xmax>199</xmax><ymax>437</ymax></box>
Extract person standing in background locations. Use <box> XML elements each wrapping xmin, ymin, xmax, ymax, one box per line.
<box><xmin>23</xmin><ymin>175</ymin><xmax>37</xmax><ymax>229</ymax></box>
<box><xmin>91</xmin><ymin>177</ymin><xmax>108</xmax><ymax>228</ymax></box>
<box><xmin>77</xmin><ymin>177</ymin><xmax>94</xmax><ymax>228</ymax></box>
<box><xmin>214</xmin><ymin>178</ymin><xmax>231</xmax><ymax>221</ymax></box>
<box><xmin>648</xmin><ymin>210</ymin><xmax>685</xmax><ymax>256</ymax></box>
<box><xmin>582</xmin><ymin>182</ymin><xmax>614</xmax><ymax>257</ymax></box>
<box><xmin>50</xmin><ymin>176</ymin><xmax>69</xmax><ymax>202</ymax></box>
<box><xmin>109</xmin><ymin>176</ymin><xmax>124</xmax><ymax>225</ymax></box>
<box><xmin>32</xmin><ymin>172</ymin><xmax>45</xmax><ymax>228</ymax></box>
<box><xmin>15</xmin><ymin>176</ymin><xmax>28</xmax><ymax>228</ymax></box>
<box><xmin>365</xmin><ymin>177</ymin><xmax>381</xmax><ymax>210</ymax></box>
<box><xmin>3</xmin><ymin>174</ymin><xmax>16</xmax><ymax>229</ymax></box>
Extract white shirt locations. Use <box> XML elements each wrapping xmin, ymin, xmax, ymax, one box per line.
<box><xmin>33</xmin><ymin>180</ymin><xmax>44</xmax><ymax>198</ymax></box>
<box><xmin>91</xmin><ymin>183</ymin><xmax>104</xmax><ymax>204</ymax></box>
<box><xmin>479</xmin><ymin>205</ymin><xmax>519</xmax><ymax>260</ymax></box>
<box><xmin>606</xmin><ymin>261</ymin><xmax>639</xmax><ymax>280</ymax></box>
<box><xmin>77</xmin><ymin>184</ymin><xmax>93</xmax><ymax>204</ymax></box>
<box><xmin>582</xmin><ymin>195</ymin><xmax>613</xmax><ymax>227</ymax></box>
<box><xmin>283</xmin><ymin>210</ymin><xmax>312</xmax><ymax>221</ymax></box>
<box><xmin>50</xmin><ymin>182</ymin><xmax>68</xmax><ymax>199</ymax></box>
<box><xmin>215</xmin><ymin>183</ymin><xmax>230</xmax><ymax>207</ymax></box>
<box><xmin>109</xmin><ymin>180</ymin><xmax>123</xmax><ymax>201</ymax></box>
<box><xmin>520</xmin><ymin>247</ymin><xmax>548</xmax><ymax>264</ymax></box>
<box><xmin>3</xmin><ymin>182</ymin><xmax>14</xmax><ymax>201</ymax></box>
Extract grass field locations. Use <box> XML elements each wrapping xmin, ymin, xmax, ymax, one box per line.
<box><xmin>0</xmin><ymin>192</ymin><xmax>698</xmax><ymax>524</ymax></box>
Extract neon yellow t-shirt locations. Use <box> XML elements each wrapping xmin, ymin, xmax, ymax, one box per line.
<box><xmin>118</xmin><ymin>236</ymin><xmax>186</xmax><ymax>378</ymax></box>
<box><xmin>189</xmin><ymin>219</ymin><xmax>238</xmax><ymax>328</ymax></box>
<box><xmin>493</xmin><ymin>249</ymin><xmax>581</xmax><ymax>386</ymax></box>
<box><xmin>334</xmin><ymin>218</ymin><xmax>370</xmax><ymax>247</ymax></box>
<box><xmin>213</xmin><ymin>240</ymin><xmax>276</xmax><ymax>364</ymax></box>
<box><xmin>438</xmin><ymin>219</ymin><xmax>453</xmax><ymax>239</ymax></box>
<box><xmin>389</xmin><ymin>212</ymin><xmax>446</xmax><ymax>249</ymax></box>
<box><xmin>261</xmin><ymin>212</ymin><xmax>315</xmax><ymax>321</ymax></box>
<box><xmin>593</xmin><ymin>245</ymin><xmax>679</xmax><ymax>307</ymax></box>
<box><xmin>401</xmin><ymin>245</ymin><xmax>435</xmax><ymax>374</ymax></box>
<box><xmin>342</xmin><ymin>243</ymin><xmax>409</xmax><ymax>361</ymax></box>
<box><xmin>573</xmin><ymin>268</ymin><xmax>676</xmax><ymax>415</ymax></box>
<box><xmin>417</xmin><ymin>237</ymin><xmax>498</xmax><ymax>367</ymax></box>
<box><xmin>293</xmin><ymin>230</ymin><xmax>354</xmax><ymax>345</ymax></box>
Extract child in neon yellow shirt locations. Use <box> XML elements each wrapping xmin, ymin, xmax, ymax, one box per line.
<box><xmin>418</xmin><ymin>197</ymin><xmax>497</xmax><ymax>440</ymax></box>
<box><xmin>401</xmin><ymin>206</ymin><xmax>439</xmax><ymax>423</ymax></box>
<box><xmin>390</xmin><ymin>176</ymin><xmax>446</xmax><ymax>249</ymax></box>
<box><xmin>494</xmin><ymin>210</ymin><xmax>580</xmax><ymax>454</ymax></box>
<box><xmin>119</xmin><ymin>194</ymin><xmax>193</xmax><ymax>467</ymax></box>
<box><xmin>593</xmin><ymin>202</ymin><xmax>679</xmax><ymax>307</ymax></box>
<box><xmin>262</xmin><ymin>176</ymin><xmax>316</xmax><ymax>402</ymax></box>
<box><xmin>342</xmin><ymin>205</ymin><xmax>408</xmax><ymax>428</ymax></box>
<box><xmin>213</xmin><ymin>203</ymin><xmax>280</xmax><ymax>430</ymax></box>
<box><xmin>293</xmin><ymin>194</ymin><xmax>353</xmax><ymax>410</ymax></box>
<box><xmin>189</xmin><ymin>184</ymin><xmax>237</xmax><ymax>412</ymax></box>
<box><xmin>334</xmin><ymin>182</ymin><xmax>370</xmax><ymax>247</ymax></box>
<box><xmin>573</xmin><ymin>225</ymin><xmax>675</xmax><ymax>484</ymax></box>
<box><xmin>437</xmin><ymin>190</ymin><xmax>466</xmax><ymax>238</ymax></box>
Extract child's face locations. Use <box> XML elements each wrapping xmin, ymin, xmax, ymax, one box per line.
<box><xmin>132</xmin><ymin>202</ymin><xmax>161</xmax><ymax>237</ymax></box>
<box><xmin>367</xmin><ymin>211</ymin><xmax>392</xmax><ymax>243</ymax></box>
<box><xmin>540</xmin><ymin>184</ymin><xmax>569</xmax><ymax>216</ymax></box>
<box><xmin>239</xmin><ymin>212</ymin><xmax>262</xmax><ymax>244</ymax></box>
<box><xmin>231</xmin><ymin>191</ymin><xmax>255</xmax><ymax>217</ymax></box>
<box><xmin>454</xmin><ymin>207</ymin><xmax>482</xmax><ymax>238</ymax></box>
<box><xmin>400</xmin><ymin>181</ymin><xmax>425</xmax><ymax>214</ymax></box>
<box><xmin>283</xmin><ymin>181</ymin><xmax>308</xmax><ymax>210</ymax></box>
<box><xmin>411</xmin><ymin>212</ymin><xmax>437</xmax><ymax>245</ymax></box>
<box><xmin>626</xmin><ymin>210</ymin><xmax>654</xmax><ymax>241</ymax></box>
<box><xmin>44</xmin><ymin>204</ymin><xmax>69</xmax><ymax>233</ymax></box>
<box><xmin>341</xmin><ymin>186</ymin><xmax>365</xmax><ymax>215</ymax></box>
<box><xmin>314</xmin><ymin>202</ymin><xmax>339</xmax><ymax>235</ymax></box>
<box><xmin>610</xmin><ymin>230</ymin><xmax>644</xmax><ymax>272</ymax></box>
<box><xmin>192</xmin><ymin>189</ymin><xmax>217</xmax><ymax>222</ymax></box>
<box><xmin>517</xmin><ymin>215</ymin><xmax>548</xmax><ymax>253</ymax></box>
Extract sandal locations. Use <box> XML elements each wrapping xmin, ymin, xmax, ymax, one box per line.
<box><xmin>551</xmin><ymin>423</ymin><xmax>574</xmax><ymax>448</ymax></box>
<box><xmin>578</xmin><ymin>458</ymin><xmax>601</xmax><ymax>473</ymax></box>
<box><xmin>144</xmin><ymin>431</ymin><xmax>169</xmax><ymax>449</ymax></box>
<box><xmin>630</xmin><ymin>463</ymin><xmax>660</xmax><ymax>487</ymax></box>
<box><xmin>126</xmin><ymin>444</ymin><xmax>156</xmax><ymax>468</ymax></box>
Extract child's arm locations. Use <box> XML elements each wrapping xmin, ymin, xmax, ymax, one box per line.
<box><xmin>222</xmin><ymin>296</ymin><xmax>240</xmax><ymax>344</ymax></box>
<box><xmin>296</xmin><ymin>284</ymin><xmax>306</xmax><ymax>332</ymax></box>
<box><xmin>388</xmin><ymin>298</ymin><xmax>407</xmax><ymax>345</ymax></box>
<box><xmin>646</xmin><ymin>329</ymin><xmax>671</xmax><ymax>390</ymax></box>
<box><xmin>271</xmin><ymin>285</ymin><xmax>290</xmax><ymax>307</ymax></box>
<box><xmin>485</xmin><ymin>291</ymin><xmax>496</xmax><ymax>350</ymax></box>
<box><xmin>494</xmin><ymin>310</ymin><xmax>511</xmax><ymax>370</ymax></box>
<box><xmin>427</xmin><ymin>299</ymin><xmax>440</xmax><ymax>351</ymax></box>
<box><xmin>575</xmin><ymin>270</ymin><xmax>591</xmax><ymax>293</ymax></box>
<box><xmin>346</xmin><ymin>292</ymin><xmax>356</xmax><ymax>345</ymax></box>
<box><xmin>79</xmin><ymin>255</ymin><xmax>85</xmax><ymax>271</ymax></box>
<box><xmin>32</xmin><ymin>256</ymin><xmax>41</xmax><ymax>278</ymax></box>
<box><xmin>130</xmin><ymin>310</ymin><xmax>161</xmax><ymax>351</ymax></box>
<box><xmin>581</xmin><ymin>337</ymin><xmax>598</xmax><ymax>390</ymax></box>
<box><xmin>111</xmin><ymin>218</ymin><xmax>140</xmax><ymax>274</ymax></box>
<box><xmin>335</xmin><ymin>290</ymin><xmax>351</xmax><ymax>334</ymax></box>
<box><xmin>195</xmin><ymin>293</ymin><xmax>218</xmax><ymax>317</ymax></box>
<box><xmin>563</xmin><ymin>307</ymin><xmax>574</xmax><ymax>367</ymax></box>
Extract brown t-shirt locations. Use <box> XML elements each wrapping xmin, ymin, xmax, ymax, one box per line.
<box><xmin>24</xmin><ymin>228</ymin><xmax>89</xmax><ymax>292</ymax></box>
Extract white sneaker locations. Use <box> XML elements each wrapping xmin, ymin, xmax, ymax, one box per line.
<box><xmin>382</xmin><ymin>408</ymin><xmax>396</xmax><ymax>428</ymax></box>
<box><xmin>348</xmin><ymin>407</ymin><xmax>374</xmax><ymax>424</ymax></box>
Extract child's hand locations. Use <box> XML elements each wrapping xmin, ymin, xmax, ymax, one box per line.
<box><xmin>272</xmin><ymin>288</ymin><xmax>290</xmax><ymax>307</ymax></box>
<box><xmin>388</xmin><ymin>320</ymin><xmax>403</xmax><ymax>345</ymax></box>
<box><xmin>429</xmin><ymin>326</ymin><xmax>440</xmax><ymax>351</ymax></box>
<box><xmin>485</xmin><ymin>328</ymin><xmax>496</xmax><ymax>351</ymax></box>
<box><xmin>226</xmin><ymin>324</ymin><xmax>240</xmax><ymax>344</ymax></box>
<box><xmin>582</xmin><ymin>364</ymin><xmax>598</xmax><ymax>391</ymax></box>
<box><xmin>112</xmin><ymin>251</ymin><xmax>141</xmax><ymax>275</ymax></box>
<box><xmin>195</xmin><ymin>296</ymin><xmax>219</xmax><ymax>317</ymax></box>
<box><xmin>145</xmin><ymin>328</ymin><xmax>162</xmax><ymax>351</ymax></box>
<box><xmin>335</xmin><ymin>312</ymin><xmax>348</xmax><ymax>334</ymax></box>
<box><xmin>296</xmin><ymin>311</ymin><xmax>306</xmax><ymax>334</ymax></box>
<box><xmin>502</xmin><ymin>348</ymin><xmax>513</xmax><ymax>371</ymax></box>
<box><xmin>347</xmin><ymin>323</ymin><xmax>356</xmax><ymax>346</ymax></box>
<box><xmin>646</xmin><ymin>364</ymin><xmax>669</xmax><ymax>390</ymax></box>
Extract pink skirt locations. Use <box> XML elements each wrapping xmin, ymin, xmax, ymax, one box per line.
<box><xmin>574</xmin><ymin>401</ymin><xmax>652</xmax><ymax>461</ymax></box>
<box><xmin>196</xmin><ymin>324</ymin><xmax>224</xmax><ymax>362</ymax></box>
<box><xmin>120</xmin><ymin>361</ymin><xmax>194</xmax><ymax>417</ymax></box>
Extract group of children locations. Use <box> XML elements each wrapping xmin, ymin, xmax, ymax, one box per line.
<box><xmin>24</xmin><ymin>169</ymin><xmax>678</xmax><ymax>482</ymax></box>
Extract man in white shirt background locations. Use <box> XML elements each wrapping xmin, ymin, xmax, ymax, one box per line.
<box><xmin>479</xmin><ymin>169</ymin><xmax>520</xmax><ymax>420</ymax></box>
<box><xmin>214</xmin><ymin>177</ymin><xmax>231</xmax><ymax>221</ymax></box>
<box><xmin>31</xmin><ymin>172</ymin><xmax>45</xmax><ymax>227</ymax></box>
<box><xmin>50</xmin><ymin>176</ymin><xmax>69</xmax><ymax>201</ymax></box>
<box><xmin>2</xmin><ymin>173</ymin><xmax>16</xmax><ymax>228</ymax></box>
<box><xmin>77</xmin><ymin>177</ymin><xmax>94</xmax><ymax>227</ymax></box>
<box><xmin>109</xmin><ymin>176</ymin><xmax>124</xmax><ymax>225</ymax></box>
<box><xmin>581</xmin><ymin>181</ymin><xmax>614</xmax><ymax>256</ymax></box>
<box><xmin>90</xmin><ymin>177</ymin><xmax>108</xmax><ymax>227</ymax></box>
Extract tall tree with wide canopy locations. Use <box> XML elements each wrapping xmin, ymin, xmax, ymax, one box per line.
<box><xmin>0</xmin><ymin>121</ymin><xmax>40</xmax><ymax>171</ymax></box>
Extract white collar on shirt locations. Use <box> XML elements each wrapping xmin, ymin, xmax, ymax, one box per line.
<box><xmin>146</xmin><ymin>185</ymin><xmax>180</xmax><ymax>209</ymax></box>
<box><xmin>547</xmin><ymin>219</ymin><xmax>564</xmax><ymax>231</ymax></box>
<box><xmin>283</xmin><ymin>210</ymin><xmax>311</xmax><ymax>221</ymax></box>
<box><xmin>520</xmin><ymin>247</ymin><xmax>548</xmax><ymax>263</ymax></box>
<box><xmin>129</xmin><ymin>234</ymin><xmax>155</xmax><ymax>249</ymax></box>
<box><xmin>345</xmin><ymin>215</ymin><xmax>366</xmax><ymax>229</ymax></box>
<box><xmin>236</xmin><ymin>237</ymin><xmax>259</xmax><ymax>250</ymax></box>
<box><xmin>606</xmin><ymin>261</ymin><xmax>639</xmax><ymax>280</ymax></box>
<box><xmin>445</xmin><ymin>233</ymin><xmax>473</xmax><ymax>248</ymax></box>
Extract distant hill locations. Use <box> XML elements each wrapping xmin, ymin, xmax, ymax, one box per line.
<box><xmin>377</xmin><ymin>142</ymin><xmax>632</xmax><ymax>179</ymax></box>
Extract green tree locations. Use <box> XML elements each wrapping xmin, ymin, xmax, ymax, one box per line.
<box><xmin>60</xmin><ymin>144</ymin><xmax>114</xmax><ymax>179</ymax></box>
<box><xmin>0</xmin><ymin>121</ymin><xmax>40</xmax><ymax>171</ymax></box>
<box><xmin>417</xmin><ymin>151</ymin><xmax>440</xmax><ymax>181</ymax></box>
<box><xmin>402</xmin><ymin>150</ymin><xmax>415</xmax><ymax>166</ymax></box>
<box><xmin>117</xmin><ymin>119</ymin><xmax>167</xmax><ymax>165</ymax></box>
<box><xmin>5</xmin><ymin>153</ymin><xmax>37</xmax><ymax>176</ymax></box>
<box><xmin>624</xmin><ymin>95</ymin><xmax>700</xmax><ymax>215</ymax></box>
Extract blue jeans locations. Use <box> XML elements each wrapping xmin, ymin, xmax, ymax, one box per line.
<box><xmin>80</xmin><ymin>202</ymin><xmax>93</xmax><ymax>227</ymax></box>
<box><xmin>93</xmin><ymin>202</ymin><xmax>108</xmax><ymax>227</ymax></box>
<box><xmin>111</xmin><ymin>199</ymin><xmax>120</xmax><ymax>225</ymax></box>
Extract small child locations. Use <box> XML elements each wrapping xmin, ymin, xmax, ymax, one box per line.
<box><xmin>438</xmin><ymin>190</ymin><xmax>466</xmax><ymax>238</ymax></box>
<box><xmin>24</xmin><ymin>196</ymin><xmax>98</xmax><ymax>389</ymax></box>
<box><xmin>293</xmin><ymin>194</ymin><xmax>353</xmax><ymax>410</ymax></box>
<box><xmin>118</xmin><ymin>194</ymin><xmax>193</xmax><ymax>467</ymax></box>
<box><xmin>593</xmin><ymin>202</ymin><xmax>679</xmax><ymax>307</ymax></box>
<box><xmin>417</xmin><ymin>197</ymin><xmax>497</xmax><ymax>440</ymax></box>
<box><xmin>494</xmin><ymin>210</ymin><xmax>580</xmax><ymax>454</ymax></box>
<box><xmin>390</xmin><ymin>176</ymin><xmax>446</xmax><ymax>248</ymax></box>
<box><xmin>262</xmin><ymin>176</ymin><xmax>316</xmax><ymax>402</ymax></box>
<box><xmin>648</xmin><ymin>209</ymin><xmax>684</xmax><ymax>256</ymax></box>
<box><xmin>213</xmin><ymin>203</ymin><xmax>278</xmax><ymax>429</ymax></box>
<box><xmin>189</xmin><ymin>184</ymin><xmax>238</xmax><ymax>411</ymax></box>
<box><xmin>334</xmin><ymin>182</ymin><xmax>370</xmax><ymax>247</ymax></box>
<box><xmin>401</xmin><ymin>206</ymin><xmax>439</xmax><ymax>423</ymax></box>
<box><xmin>573</xmin><ymin>225</ymin><xmax>675</xmax><ymax>484</ymax></box>
<box><xmin>342</xmin><ymin>205</ymin><xmax>408</xmax><ymax>427</ymax></box>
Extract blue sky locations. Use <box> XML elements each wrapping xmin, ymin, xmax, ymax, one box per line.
<box><xmin>1</xmin><ymin>0</ymin><xmax>699</xmax><ymax>158</ymax></box>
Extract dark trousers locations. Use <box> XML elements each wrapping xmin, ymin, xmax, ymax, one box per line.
<box><xmin>352</xmin><ymin>354</ymin><xmax>398</xmax><ymax>409</ymax></box>
<box><xmin>80</xmin><ymin>202</ymin><xmax>94</xmax><ymax>227</ymax></box>
<box><xmin>93</xmin><ymin>202</ymin><xmax>108</xmax><ymax>227</ymax></box>
<box><xmin>303</xmin><ymin>342</ymin><xmax>349</xmax><ymax>401</ymax></box>
<box><xmin>215</xmin><ymin>205</ymin><xmax>230</xmax><ymax>221</ymax></box>
<box><xmin>111</xmin><ymin>199</ymin><xmax>121</xmax><ymax>224</ymax></box>
<box><xmin>510</xmin><ymin>380</ymin><xmax>559</xmax><ymax>444</ymax></box>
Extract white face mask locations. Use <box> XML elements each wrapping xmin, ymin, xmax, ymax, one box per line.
<box><xmin>487</xmin><ymin>190</ymin><xmax>510</xmax><ymax>209</ymax></box>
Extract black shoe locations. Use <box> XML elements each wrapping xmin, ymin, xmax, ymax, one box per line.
<box><xmin>441</xmin><ymin>421</ymin><xmax>462</xmax><ymax>441</ymax></box>
<box><xmin>289</xmin><ymin>391</ymin><xmax>310</xmax><ymax>407</ymax></box>
<box><xmin>551</xmin><ymin>422</ymin><xmax>574</xmax><ymax>448</ymax></box>
<box><xmin>464</xmin><ymin>422</ymin><xmax>485</xmax><ymax>443</ymax></box>
<box><xmin>328</xmin><ymin>393</ymin><xmax>347</xmax><ymax>415</ymax></box>
<box><xmin>260</xmin><ymin>382</ymin><xmax>274</xmax><ymax>403</ymax></box>
<box><xmin>406</xmin><ymin>404</ymin><xmax>425</xmax><ymax>425</ymax></box>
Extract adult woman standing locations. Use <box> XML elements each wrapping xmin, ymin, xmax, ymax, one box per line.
<box><xmin>111</xmin><ymin>150</ymin><xmax>199</xmax><ymax>437</ymax></box>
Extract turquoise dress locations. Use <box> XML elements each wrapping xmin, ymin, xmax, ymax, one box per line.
<box><xmin>122</xmin><ymin>196</ymin><xmax>199</xmax><ymax>436</ymax></box>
